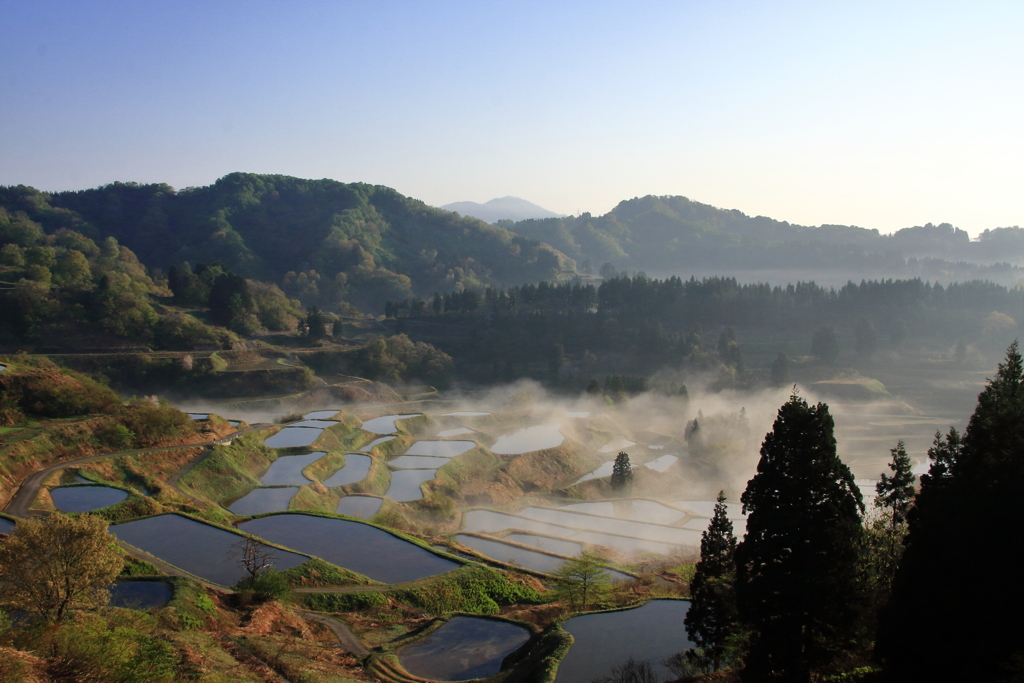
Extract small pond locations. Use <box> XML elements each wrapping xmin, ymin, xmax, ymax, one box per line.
<box><xmin>111</xmin><ymin>514</ymin><xmax>308</xmax><ymax>586</ymax></box>
<box><xmin>439</xmin><ymin>411</ymin><xmax>491</xmax><ymax>417</ymax></box>
<box><xmin>322</xmin><ymin>454</ymin><xmax>373</xmax><ymax>487</ymax></box>
<box><xmin>227</xmin><ymin>487</ymin><xmax>300</xmax><ymax>515</ymax></box>
<box><xmin>361</xmin><ymin>413</ymin><xmax>422</xmax><ymax>434</ymax></box>
<box><xmin>361</xmin><ymin>436</ymin><xmax>396</xmax><ymax>451</ymax></box>
<box><xmin>599</xmin><ymin>435</ymin><xmax>636</xmax><ymax>453</ymax></box>
<box><xmin>556</xmin><ymin>600</ymin><xmax>693</xmax><ymax>683</ymax></box>
<box><xmin>260</xmin><ymin>452</ymin><xmax>325</xmax><ymax>486</ymax></box>
<box><xmin>560</xmin><ymin>500</ymin><xmax>686</xmax><ymax>526</ymax></box>
<box><xmin>386</xmin><ymin>469</ymin><xmax>436</xmax><ymax>502</ymax></box>
<box><xmin>335</xmin><ymin>496</ymin><xmax>383</xmax><ymax>519</ymax></box>
<box><xmin>0</xmin><ymin>363</ymin><xmax>6</xmax><ymax>372</ymax></box>
<box><xmin>288</xmin><ymin>419</ymin><xmax>338</xmax><ymax>429</ymax></box>
<box><xmin>265</xmin><ymin>427</ymin><xmax>322</xmax><ymax>449</ymax></box>
<box><xmin>389</xmin><ymin>455</ymin><xmax>451</xmax><ymax>469</ymax></box>
<box><xmin>109</xmin><ymin>580</ymin><xmax>173</xmax><ymax>609</ymax></box>
<box><xmin>437</xmin><ymin>427</ymin><xmax>475</xmax><ymax>437</ymax></box>
<box><xmin>51</xmin><ymin>486</ymin><xmax>129</xmax><ymax>513</ymax></box>
<box><xmin>643</xmin><ymin>455</ymin><xmax>678</xmax><ymax>472</ymax></box>
<box><xmin>187</xmin><ymin>413</ymin><xmax>209</xmax><ymax>420</ymax></box>
<box><xmin>398</xmin><ymin>616</ymin><xmax>531</xmax><ymax>681</ymax></box>
<box><xmin>490</xmin><ymin>425</ymin><xmax>564</xmax><ymax>454</ymax></box>
<box><xmin>0</xmin><ymin>518</ymin><xmax>15</xmax><ymax>535</ymax></box>
<box><xmin>305</xmin><ymin>410</ymin><xmax>340</xmax><ymax>420</ymax></box>
<box><xmin>573</xmin><ymin>461</ymin><xmax>615</xmax><ymax>484</ymax></box>
<box><xmin>504</xmin><ymin>533</ymin><xmax>582</xmax><ymax>557</ymax></box>
<box><xmin>239</xmin><ymin>513</ymin><xmax>459</xmax><ymax>584</ymax></box>
<box><xmin>406</xmin><ymin>440</ymin><xmax>476</xmax><ymax>458</ymax></box>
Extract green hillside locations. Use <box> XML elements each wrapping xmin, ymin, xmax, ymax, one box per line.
<box><xmin>2</xmin><ymin>174</ymin><xmax>575</xmax><ymax>313</ymax></box>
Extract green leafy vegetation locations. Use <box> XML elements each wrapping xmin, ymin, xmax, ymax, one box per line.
<box><xmin>395</xmin><ymin>566</ymin><xmax>542</xmax><ymax>615</ymax></box>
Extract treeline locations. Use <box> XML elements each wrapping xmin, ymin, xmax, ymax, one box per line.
<box><xmin>681</xmin><ymin>344</ymin><xmax>1024</xmax><ymax>682</ymax></box>
<box><xmin>384</xmin><ymin>275</ymin><xmax>1024</xmax><ymax>376</ymax></box>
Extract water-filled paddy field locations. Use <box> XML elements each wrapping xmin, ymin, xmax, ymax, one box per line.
<box><xmin>405</xmin><ymin>440</ymin><xmax>476</xmax><ymax>457</ymax></box>
<box><xmin>51</xmin><ymin>485</ymin><xmax>129</xmax><ymax>512</ymax></box>
<box><xmin>239</xmin><ymin>513</ymin><xmax>459</xmax><ymax>584</ymax></box>
<box><xmin>556</xmin><ymin>600</ymin><xmax>693</xmax><ymax>683</ymax></box>
<box><xmin>454</xmin><ymin>534</ymin><xmax>632</xmax><ymax>580</ymax></box>
<box><xmin>386</xmin><ymin>469</ymin><xmax>437</xmax><ymax>502</ymax></box>
<box><xmin>111</xmin><ymin>514</ymin><xmax>309</xmax><ymax>586</ymax></box>
<box><xmin>361</xmin><ymin>436</ymin><xmax>396</xmax><ymax>451</ymax></box>
<box><xmin>490</xmin><ymin>425</ymin><xmax>564</xmax><ymax>454</ymax></box>
<box><xmin>227</xmin><ymin>487</ymin><xmax>300</xmax><ymax>515</ymax></box>
<box><xmin>335</xmin><ymin>495</ymin><xmax>383</xmax><ymax>518</ymax></box>
<box><xmin>259</xmin><ymin>452</ymin><xmax>324</xmax><ymax>486</ymax></box>
<box><xmin>361</xmin><ymin>414</ymin><xmax>422</xmax><ymax>434</ymax></box>
<box><xmin>398</xmin><ymin>616</ymin><xmax>531</xmax><ymax>681</ymax></box>
<box><xmin>265</xmin><ymin>427</ymin><xmax>322</xmax><ymax>449</ymax></box>
<box><xmin>322</xmin><ymin>454</ymin><xmax>372</xmax><ymax>486</ymax></box>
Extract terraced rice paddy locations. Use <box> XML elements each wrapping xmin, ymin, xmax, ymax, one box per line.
<box><xmin>360</xmin><ymin>414</ymin><xmax>422</xmax><ymax>434</ymax></box>
<box><xmin>111</xmin><ymin>514</ymin><xmax>308</xmax><ymax>586</ymax></box>
<box><xmin>322</xmin><ymin>454</ymin><xmax>372</xmax><ymax>487</ymax></box>
<box><xmin>239</xmin><ymin>513</ymin><xmax>459</xmax><ymax>584</ymax></box>
<box><xmin>490</xmin><ymin>425</ymin><xmax>564</xmax><ymax>454</ymax></box>
<box><xmin>397</xmin><ymin>616</ymin><xmax>530</xmax><ymax>681</ymax></box>
<box><xmin>51</xmin><ymin>486</ymin><xmax>129</xmax><ymax>512</ymax></box>
<box><xmin>265</xmin><ymin>427</ymin><xmax>322</xmax><ymax>449</ymax></box>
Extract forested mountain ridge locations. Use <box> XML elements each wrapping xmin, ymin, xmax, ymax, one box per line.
<box><xmin>505</xmin><ymin>194</ymin><xmax>1024</xmax><ymax>278</ymax></box>
<box><xmin>0</xmin><ymin>174</ymin><xmax>575</xmax><ymax>313</ymax></box>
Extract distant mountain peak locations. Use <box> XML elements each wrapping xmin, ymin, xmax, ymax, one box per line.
<box><xmin>441</xmin><ymin>196</ymin><xmax>566</xmax><ymax>223</ymax></box>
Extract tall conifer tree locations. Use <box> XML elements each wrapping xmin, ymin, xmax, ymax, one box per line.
<box><xmin>736</xmin><ymin>392</ymin><xmax>863</xmax><ymax>682</ymax></box>
<box><xmin>685</xmin><ymin>491</ymin><xmax>739</xmax><ymax>671</ymax></box>
<box><xmin>880</xmin><ymin>343</ymin><xmax>1024</xmax><ymax>682</ymax></box>
<box><xmin>610</xmin><ymin>451</ymin><xmax>633</xmax><ymax>492</ymax></box>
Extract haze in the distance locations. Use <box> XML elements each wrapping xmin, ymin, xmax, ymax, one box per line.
<box><xmin>1</xmin><ymin>1</ymin><xmax>1022</xmax><ymax>236</ymax></box>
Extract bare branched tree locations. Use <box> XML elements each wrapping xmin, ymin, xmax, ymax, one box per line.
<box><xmin>230</xmin><ymin>534</ymin><xmax>278</xmax><ymax>580</ymax></box>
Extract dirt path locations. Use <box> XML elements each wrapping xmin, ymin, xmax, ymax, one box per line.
<box><xmin>294</xmin><ymin>610</ymin><xmax>370</xmax><ymax>657</ymax></box>
<box><xmin>3</xmin><ymin>423</ymin><xmax>271</xmax><ymax>519</ymax></box>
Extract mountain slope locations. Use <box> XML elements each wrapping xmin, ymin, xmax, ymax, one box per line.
<box><xmin>2</xmin><ymin>174</ymin><xmax>575</xmax><ymax>313</ymax></box>
<box><xmin>441</xmin><ymin>196</ymin><xmax>566</xmax><ymax>223</ymax></box>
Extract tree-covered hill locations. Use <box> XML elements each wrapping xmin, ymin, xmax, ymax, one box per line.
<box><xmin>505</xmin><ymin>194</ymin><xmax>1024</xmax><ymax>280</ymax></box>
<box><xmin>1</xmin><ymin>174</ymin><xmax>575</xmax><ymax>313</ymax></box>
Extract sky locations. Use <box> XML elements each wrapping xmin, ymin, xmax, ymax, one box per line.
<box><xmin>1</xmin><ymin>1</ymin><xmax>1022</xmax><ymax>236</ymax></box>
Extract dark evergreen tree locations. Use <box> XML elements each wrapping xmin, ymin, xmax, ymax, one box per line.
<box><xmin>332</xmin><ymin>318</ymin><xmax>343</xmax><ymax>337</ymax></box>
<box><xmin>610</xmin><ymin>451</ymin><xmax>633</xmax><ymax>491</ymax></box>
<box><xmin>549</xmin><ymin>343</ymin><xmax>565</xmax><ymax>376</ymax></box>
<box><xmin>811</xmin><ymin>325</ymin><xmax>840</xmax><ymax>364</ymax></box>
<box><xmin>879</xmin><ymin>343</ymin><xmax>1024</xmax><ymax>683</ymax></box>
<box><xmin>207</xmin><ymin>272</ymin><xmax>253</xmax><ymax>327</ymax></box>
<box><xmin>736</xmin><ymin>392</ymin><xmax>864</xmax><ymax>682</ymax></box>
<box><xmin>874</xmin><ymin>440</ymin><xmax>915</xmax><ymax>526</ymax></box>
<box><xmin>586</xmin><ymin>378</ymin><xmax>601</xmax><ymax>395</ymax></box>
<box><xmin>305</xmin><ymin>305</ymin><xmax>327</xmax><ymax>339</ymax></box>
<box><xmin>769</xmin><ymin>352</ymin><xmax>791</xmax><ymax>386</ymax></box>
<box><xmin>685</xmin><ymin>491</ymin><xmax>740</xmax><ymax>671</ymax></box>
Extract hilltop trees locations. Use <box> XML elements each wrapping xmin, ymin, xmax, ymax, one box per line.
<box><xmin>736</xmin><ymin>392</ymin><xmax>864</xmax><ymax>682</ymax></box>
<box><xmin>879</xmin><ymin>343</ymin><xmax>1024</xmax><ymax>682</ymax></box>
<box><xmin>685</xmin><ymin>491</ymin><xmax>740</xmax><ymax>671</ymax></box>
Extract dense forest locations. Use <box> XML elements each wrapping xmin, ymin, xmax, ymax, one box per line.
<box><xmin>0</xmin><ymin>175</ymin><xmax>573</xmax><ymax>314</ymax></box>
<box><xmin>504</xmin><ymin>195</ymin><xmax>1024</xmax><ymax>282</ymax></box>
<box><xmin>384</xmin><ymin>275</ymin><xmax>1023</xmax><ymax>382</ymax></box>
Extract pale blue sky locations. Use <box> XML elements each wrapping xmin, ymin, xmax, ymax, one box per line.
<box><xmin>1</xmin><ymin>1</ymin><xmax>1021</xmax><ymax>235</ymax></box>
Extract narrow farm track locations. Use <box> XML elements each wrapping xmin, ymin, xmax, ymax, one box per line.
<box><xmin>294</xmin><ymin>610</ymin><xmax>371</xmax><ymax>657</ymax></box>
<box><xmin>3</xmin><ymin>423</ymin><xmax>271</xmax><ymax>519</ymax></box>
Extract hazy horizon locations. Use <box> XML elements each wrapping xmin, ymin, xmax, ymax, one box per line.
<box><xmin>2</xmin><ymin>1</ymin><xmax>1023</xmax><ymax>237</ymax></box>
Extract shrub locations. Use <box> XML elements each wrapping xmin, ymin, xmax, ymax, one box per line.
<box><xmin>234</xmin><ymin>568</ymin><xmax>291</xmax><ymax>601</ymax></box>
